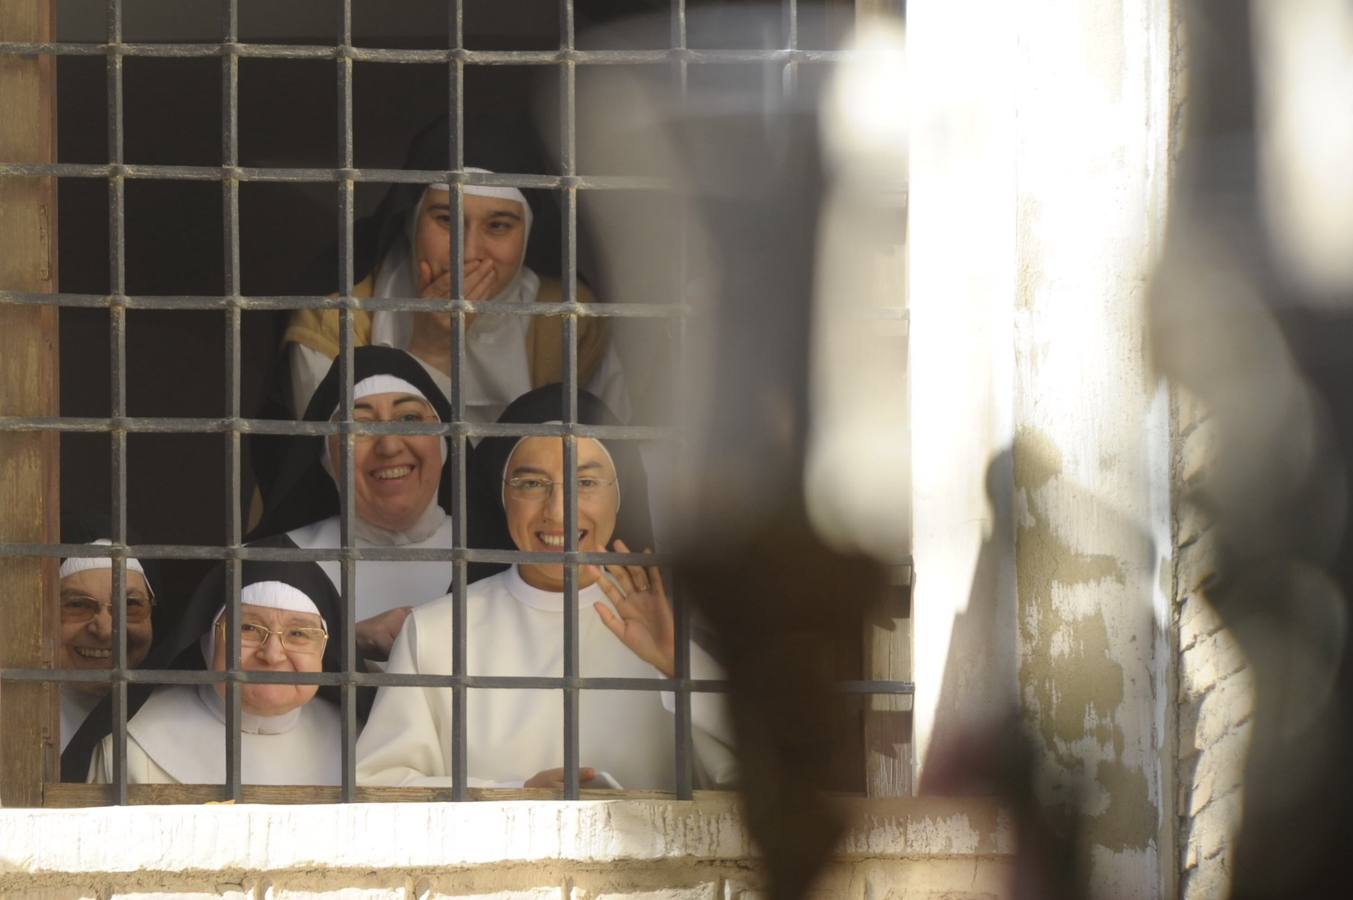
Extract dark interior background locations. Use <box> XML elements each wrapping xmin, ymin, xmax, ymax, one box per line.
<box><xmin>49</xmin><ymin>0</ymin><xmax>862</xmax><ymax>790</ymax></box>
<box><xmin>56</xmin><ymin>0</ymin><xmax>676</xmax><ymax>601</ymax></box>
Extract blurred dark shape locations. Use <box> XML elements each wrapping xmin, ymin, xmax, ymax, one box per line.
<box><xmin>683</xmin><ymin>506</ymin><xmax>887</xmax><ymax>900</ymax></box>
<box><xmin>571</xmin><ymin>6</ymin><xmax>889</xmax><ymax>899</ymax></box>
<box><xmin>1153</xmin><ymin>1</ymin><xmax>1353</xmax><ymax>896</ymax></box>
<box><xmin>923</xmin><ymin>712</ymin><xmax>1084</xmax><ymax>900</ymax></box>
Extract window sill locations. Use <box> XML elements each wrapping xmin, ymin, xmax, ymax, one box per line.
<box><xmin>1</xmin><ymin>794</ymin><xmax>1012</xmax><ymax>876</ymax></box>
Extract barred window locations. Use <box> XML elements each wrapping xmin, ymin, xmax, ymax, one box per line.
<box><xmin>0</xmin><ymin>0</ymin><xmax>911</xmax><ymax>807</ymax></box>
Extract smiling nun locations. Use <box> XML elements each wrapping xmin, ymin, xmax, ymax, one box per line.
<box><xmin>55</xmin><ymin>515</ymin><xmax>160</xmax><ymax>757</ymax></box>
<box><xmin>247</xmin><ymin>346</ymin><xmax>469</xmax><ymax>663</ymax></box>
<box><xmin>282</xmin><ymin>115</ymin><xmax>628</xmax><ymax>425</ymax></box>
<box><xmin>87</xmin><ymin>560</ymin><xmax>344</xmax><ymax>785</ymax></box>
<box><xmin>355</xmin><ymin>384</ymin><xmax>736</xmax><ymax>790</ymax></box>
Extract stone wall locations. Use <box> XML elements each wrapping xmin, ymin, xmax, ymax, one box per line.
<box><xmin>1173</xmin><ymin>391</ymin><xmax>1254</xmax><ymax>900</ymax></box>
<box><xmin>0</xmin><ymin>796</ymin><xmax>1014</xmax><ymax>900</ymax></box>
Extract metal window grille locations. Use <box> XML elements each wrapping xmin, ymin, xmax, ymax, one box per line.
<box><xmin>0</xmin><ymin>0</ymin><xmax>913</xmax><ymax>806</ymax></box>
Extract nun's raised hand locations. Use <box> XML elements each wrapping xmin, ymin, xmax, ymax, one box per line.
<box><xmin>355</xmin><ymin>606</ymin><xmax>413</xmax><ymax>662</ymax></box>
<box><xmin>590</xmin><ymin>540</ymin><xmax>676</xmax><ymax>678</ymax></box>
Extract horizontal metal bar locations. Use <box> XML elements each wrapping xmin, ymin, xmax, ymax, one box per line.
<box><xmin>0</xmin><ymin>667</ymin><xmax>915</xmax><ymax>694</ymax></box>
<box><xmin>0</xmin><ymin>541</ymin><xmax>691</xmax><ymax>567</ymax></box>
<box><xmin>0</xmin><ymin>41</ymin><xmax>846</xmax><ymax>66</ymax></box>
<box><xmin>0</xmin><ymin>162</ymin><xmax>668</xmax><ymax>190</ymax></box>
<box><xmin>0</xmin><ymin>416</ymin><xmax>676</xmax><ymax>441</ymax></box>
<box><xmin>0</xmin><ymin>290</ymin><xmax>693</xmax><ymax>319</ymax></box>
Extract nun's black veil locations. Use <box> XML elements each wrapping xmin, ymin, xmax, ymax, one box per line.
<box><xmin>248</xmin><ymin>346</ymin><xmax>463</xmax><ymax>542</ymax></box>
<box><xmin>294</xmin><ymin>112</ymin><xmax>564</xmax><ymax>295</ymax></box>
<box><xmin>467</xmin><ymin>383</ymin><xmax>655</xmax><ymax>583</ymax></box>
<box><xmin>60</xmin><ymin>556</ymin><xmax>345</xmax><ymax>782</ymax></box>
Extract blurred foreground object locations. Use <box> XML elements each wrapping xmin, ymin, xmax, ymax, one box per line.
<box><xmin>1152</xmin><ymin>1</ymin><xmax>1353</xmax><ymax>896</ymax></box>
<box><xmin>572</xmin><ymin>6</ymin><xmax>901</xmax><ymax>899</ymax></box>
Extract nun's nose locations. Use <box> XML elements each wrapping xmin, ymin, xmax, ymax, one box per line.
<box><xmin>88</xmin><ymin>607</ymin><xmax>114</xmax><ymax>641</ymax></box>
<box><xmin>463</xmin><ymin>225</ymin><xmax>484</xmax><ymax>262</ymax></box>
<box><xmin>255</xmin><ymin>631</ymin><xmax>289</xmax><ymax>664</ymax></box>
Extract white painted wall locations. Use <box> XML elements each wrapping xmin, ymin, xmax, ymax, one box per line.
<box><xmin>909</xmin><ymin>1</ymin><xmax>1175</xmax><ymax>898</ymax></box>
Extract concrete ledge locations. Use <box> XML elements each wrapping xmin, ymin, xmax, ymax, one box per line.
<box><xmin>0</xmin><ymin>796</ymin><xmax>1011</xmax><ymax>878</ymax></box>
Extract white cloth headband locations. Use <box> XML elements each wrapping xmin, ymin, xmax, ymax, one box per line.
<box><xmin>329</xmin><ymin>375</ymin><xmax>432</xmax><ymax>420</ymax></box>
<box><xmin>428</xmin><ymin>167</ymin><xmax>529</xmax><ymax>210</ymax></box>
<box><xmin>203</xmin><ymin>580</ymin><xmax>326</xmax><ymax>669</ymax></box>
<box><xmin>59</xmin><ymin>540</ymin><xmax>152</xmax><ymax>597</ymax></box>
<box><xmin>500</xmin><ymin>424</ymin><xmax>621</xmax><ymax>512</ymax></box>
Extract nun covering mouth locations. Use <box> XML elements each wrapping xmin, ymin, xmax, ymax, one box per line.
<box><xmin>78</xmin><ymin>558</ymin><xmax>347</xmax><ymax>786</ymax></box>
<box><xmin>278</xmin><ymin>113</ymin><xmax>629</xmax><ymax>425</ymax></box>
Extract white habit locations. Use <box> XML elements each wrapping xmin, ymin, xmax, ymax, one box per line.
<box><xmin>287</xmin><ymin>512</ymin><xmax>456</xmax><ymax>619</ymax></box>
<box><xmin>88</xmin><ymin>685</ymin><xmax>341</xmax><ymax>785</ymax></box>
<box><xmin>355</xmin><ymin>566</ymin><xmax>737</xmax><ymax>789</ymax></box>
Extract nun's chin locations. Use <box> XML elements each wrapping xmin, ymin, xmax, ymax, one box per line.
<box><xmin>239</xmin><ymin>684</ymin><xmax>317</xmax><ymax>718</ymax></box>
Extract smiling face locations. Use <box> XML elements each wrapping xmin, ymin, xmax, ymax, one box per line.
<box><xmin>211</xmin><ymin>603</ymin><xmax>326</xmax><ymax>717</ymax></box>
<box><xmin>504</xmin><ymin>437</ymin><xmax>620</xmax><ymax>592</ymax></box>
<box><xmin>327</xmin><ymin>392</ymin><xmax>444</xmax><ymax>533</ymax></box>
<box><xmin>414</xmin><ymin>189</ymin><xmax>527</xmax><ymax>300</ymax></box>
<box><xmin>57</xmin><ymin>569</ymin><xmax>154</xmax><ymax>693</ymax></box>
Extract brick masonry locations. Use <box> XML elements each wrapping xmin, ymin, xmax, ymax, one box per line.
<box><xmin>1174</xmin><ymin>388</ymin><xmax>1254</xmax><ymax>900</ymax></box>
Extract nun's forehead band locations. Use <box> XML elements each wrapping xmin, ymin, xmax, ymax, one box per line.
<box><xmin>427</xmin><ymin>167</ymin><xmax>529</xmax><ymax>211</ymax></box>
<box><xmin>59</xmin><ymin>539</ymin><xmax>154</xmax><ymax>598</ymax></box>
<box><xmin>329</xmin><ymin>375</ymin><xmax>436</xmax><ymax>422</ymax></box>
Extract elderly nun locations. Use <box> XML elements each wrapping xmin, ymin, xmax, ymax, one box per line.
<box><xmin>249</xmin><ymin>346</ymin><xmax>464</xmax><ymax>662</ymax></box>
<box><xmin>356</xmin><ymin>384</ymin><xmax>736</xmax><ymax>790</ymax></box>
<box><xmin>56</xmin><ymin>515</ymin><xmax>160</xmax><ymax>760</ymax></box>
<box><xmin>87</xmin><ymin>560</ymin><xmax>344</xmax><ymax>785</ymax></box>
<box><xmin>280</xmin><ymin>115</ymin><xmax>628</xmax><ymax>424</ymax></box>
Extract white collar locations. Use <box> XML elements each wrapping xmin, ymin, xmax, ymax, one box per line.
<box><xmin>351</xmin><ymin>502</ymin><xmax>448</xmax><ymax>546</ymax></box>
<box><xmin>196</xmin><ymin>683</ymin><xmax>303</xmax><ymax>735</ymax></box>
<box><xmin>504</xmin><ymin>564</ymin><xmax>607</xmax><ymax>612</ymax></box>
<box><xmin>124</xmin><ymin>685</ymin><xmax>340</xmax><ymax>785</ymax></box>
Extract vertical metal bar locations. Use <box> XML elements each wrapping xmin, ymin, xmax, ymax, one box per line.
<box><xmin>105</xmin><ymin>0</ymin><xmax>130</xmax><ymax>807</ymax></box>
<box><xmin>223</xmin><ymin>541</ymin><xmax>243</xmax><ymax>799</ymax></box>
<box><xmin>782</xmin><ymin>0</ymin><xmax>799</xmax><ymax>100</ymax></box>
<box><xmin>221</xmin><ymin>0</ymin><xmax>245</xmax><ymax>803</ymax></box>
<box><xmin>336</xmin><ymin>0</ymin><xmax>358</xmax><ymax>804</ymax></box>
<box><xmin>448</xmin><ymin>0</ymin><xmax>469</xmax><ymax>803</ymax></box>
<box><xmin>671</xmin><ymin>0</ymin><xmax>694</xmax><ymax>802</ymax></box>
<box><xmin>561</xmin><ymin>431</ymin><xmax>579</xmax><ymax>801</ymax></box>
<box><xmin>558</xmin><ymin>0</ymin><xmax>582</xmax><ymax>802</ymax></box>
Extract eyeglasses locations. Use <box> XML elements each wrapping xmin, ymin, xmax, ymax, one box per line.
<box><xmin>60</xmin><ymin>595</ymin><xmax>154</xmax><ymax>624</ymax></box>
<box><xmin>216</xmin><ymin>619</ymin><xmax>329</xmax><ymax>655</ymax></box>
<box><xmin>503</xmin><ymin>475</ymin><xmax>618</xmax><ymax>502</ymax></box>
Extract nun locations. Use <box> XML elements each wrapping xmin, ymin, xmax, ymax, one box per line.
<box><xmin>87</xmin><ymin>560</ymin><xmax>343</xmax><ymax>785</ymax></box>
<box><xmin>355</xmin><ymin>384</ymin><xmax>736</xmax><ymax>790</ymax></box>
<box><xmin>249</xmin><ymin>346</ymin><xmax>465</xmax><ymax>661</ymax></box>
<box><xmin>56</xmin><ymin>515</ymin><xmax>159</xmax><ymax>757</ymax></box>
<box><xmin>280</xmin><ymin>115</ymin><xmax>628</xmax><ymax>424</ymax></box>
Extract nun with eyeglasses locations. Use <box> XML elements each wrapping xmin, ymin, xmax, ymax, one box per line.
<box><xmin>87</xmin><ymin>560</ymin><xmax>344</xmax><ymax>786</ymax></box>
<box><xmin>356</xmin><ymin>384</ymin><xmax>736</xmax><ymax>791</ymax></box>
<box><xmin>249</xmin><ymin>346</ymin><xmax>466</xmax><ymax>664</ymax></box>
<box><xmin>55</xmin><ymin>515</ymin><xmax>161</xmax><ymax>761</ymax></box>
